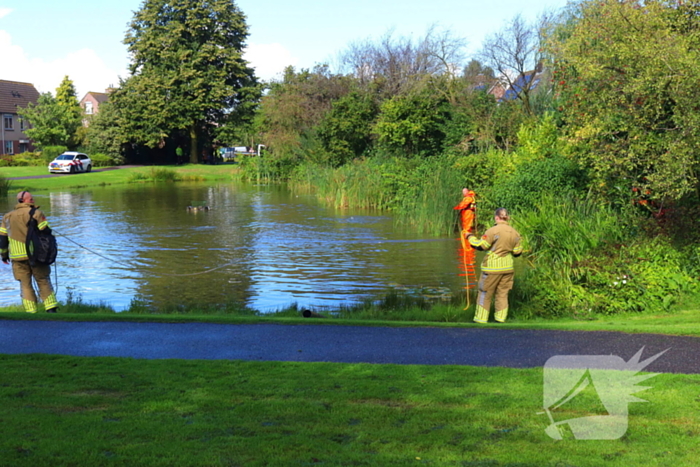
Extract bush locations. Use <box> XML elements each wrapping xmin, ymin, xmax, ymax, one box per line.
<box><xmin>11</xmin><ymin>152</ymin><xmax>44</xmax><ymax>167</ymax></box>
<box><xmin>512</xmin><ymin>195</ymin><xmax>697</xmax><ymax>317</ymax></box>
<box><xmin>41</xmin><ymin>145</ymin><xmax>68</xmax><ymax>164</ymax></box>
<box><xmin>89</xmin><ymin>153</ymin><xmax>115</xmax><ymax>167</ymax></box>
<box><xmin>488</xmin><ymin>154</ymin><xmax>587</xmax><ymax>214</ymax></box>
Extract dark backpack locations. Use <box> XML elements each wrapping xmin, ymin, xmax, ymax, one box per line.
<box><xmin>26</xmin><ymin>207</ymin><xmax>57</xmax><ymax>266</ymax></box>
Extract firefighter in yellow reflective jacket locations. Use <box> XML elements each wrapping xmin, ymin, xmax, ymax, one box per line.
<box><xmin>467</xmin><ymin>208</ymin><xmax>522</xmax><ymax>323</ymax></box>
<box><xmin>0</xmin><ymin>191</ymin><xmax>58</xmax><ymax>313</ymax></box>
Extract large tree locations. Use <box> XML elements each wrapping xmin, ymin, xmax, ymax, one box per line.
<box><xmin>549</xmin><ymin>0</ymin><xmax>700</xmax><ymax>202</ymax></box>
<box><xmin>17</xmin><ymin>76</ymin><xmax>83</xmax><ymax>150</ymax></box>
<box><xmin>114</xmin><ymin>0</ymin><xmax>260</xmax><ymax>163</ymax></box>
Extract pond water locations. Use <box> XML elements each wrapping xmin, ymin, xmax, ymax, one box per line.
<box><xmin>0</xmin><ymin>182</ymin><xmax>468</xmax><ymax>312</ymax></box>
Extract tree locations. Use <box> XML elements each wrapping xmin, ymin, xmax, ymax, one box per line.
<box><xmin>548</xmin><ymin>0</ymin><xmax>700</xmax><ymax>202</ymax></box>
<box><xmin>339</xmin><ymin>27</ymin><xmax>467</xmax><ymax>98</ymax></box>
<box><xmin>54</xmin><ymin>76</ymin><xmax>83</xmax><ymax>147</ymax></box>
<box><xmin>373</xmin><ymin>88</ymin><xmax>450</xmax><ymax>156</ymax></box>
<box><xmin>84</xmin><ymin>102</ymin><xmax>127</xmax><ymax>164</ymax></box>
<box><xmin>316</xmin><ymin>91</ymin><xmax>378</xmax><ymax>166</ymax></box>
<box><xmin>256</xmin><ymin>65</ymin><xmax>353</xmax><ymax>164</ymax></box>
<box><xmin>480</xmin><ymin>14</ymin><xmax>552</xmax><ymax>114</ymax></box>
<box><xmin>17</xmin><ymin>93</ymin><xmax>74</xmax><ymax>149</ymax></box>
<box><xmin>113</xmin><ymin>0</ymin><xmax>260</xmax><ymax>163</ymax></box>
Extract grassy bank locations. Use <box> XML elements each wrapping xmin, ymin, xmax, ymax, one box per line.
<box><xmin>1</xmin><ymin>354</ymin><xmax>697</xmax><ymax>467</ymax></box>
<box><xmin>3</xmin><ymin>305</ymin><xmax>700</xmax><ymax>336</ymax></box>
<box><xmin>0</xmin><ymin>164</ymin><xmax>241</xmax><ymax>194</ymax></box>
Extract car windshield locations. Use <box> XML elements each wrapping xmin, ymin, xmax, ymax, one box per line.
<box><xmin>56</xmin><ymin>155</ymin><xmax>75</xmax><ymax>160</ymax></box>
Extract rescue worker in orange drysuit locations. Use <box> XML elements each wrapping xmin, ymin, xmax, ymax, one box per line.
<box><xmin>453</xmin><ymin>188</ymin><xmax>476</xmax><ymax>234</ymax></box>
<box><xmin>467</xmin><ymin>208</ymin><xmax>522</xmax><ymax>323</ymax></box>
<box><xmin>454</xmin><ymin>188</ymin><xmax>477</xmax><ymax>292</ymax></box>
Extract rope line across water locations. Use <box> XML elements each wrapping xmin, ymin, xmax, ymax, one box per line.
<box><xmin>53</xmin><ymin>230</ymin><xmax>236</xmax><ymax>277</ymax></box>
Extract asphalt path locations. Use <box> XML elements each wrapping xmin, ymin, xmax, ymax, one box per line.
<box><xmin>1</xmin><ymin>320</ymin><xmax>699</xmax><ymax>374</ymax></box>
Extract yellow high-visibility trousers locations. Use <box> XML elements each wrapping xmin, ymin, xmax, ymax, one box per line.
<box><xmin>474</xmin><ymin>272</ymin><xmax>514</xmax><ymax>323</ymax></box>
<box><xmin>12</xmin><ymin>260</ymin><xmax>57</xmax><ymax>312</ymax></box>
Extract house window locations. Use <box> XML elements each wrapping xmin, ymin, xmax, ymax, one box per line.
<box><xmin>3</xmin><ymin>114</ymin><xmax>13</xmax><ymax>131</ymax></box>
<box><xmin>19</xmin><ymin>142</ymin><xmax>29</xmax><ymax>153</ymax></box>
<box><xmin>19</xmin><ymin>118</ymin><xmax>25</xmax><ymax>131</ymax></box>
<box><xmin>85</xmin><ymin>101</ymin><xmax>93</xmax><ymax>115</ymax></box>
<box><xmin>4</xmin><ymin>141</ymin><xmax>13</xmax><ymax>155</ymax></box>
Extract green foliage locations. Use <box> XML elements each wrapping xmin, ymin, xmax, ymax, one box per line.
<box><xmin>390</xmin><ymin>156</ymin><xmax>466</xmax><ymax>234</ymax></box>
<box><xmin>84</xmin><ymin>102</ymin><xmax>126</xmax><ymax>164</ymax></box>
<box><xmin>290</xmin><ymin>159</ymin><xmax>393</xmax><ymax>210</ymax></box>
<box><xmin>17</xmin><ymin>93</ymin><xmax>79</xmax><ymax>149</ymax></box>
<box><xmin>41</xmin><ymin>146</ymin><xmax>68</xmax><ymax>164</ymax></box>
<box><xmin>115</xmin><ymin>0</ymin><xmax>260</xmax><ymax>162</ymax></box>
<box><xmin>512</xmin><ymin>194</ymin><xmax>696</xmax><ymax>317</ymax></box>
<box><xmin>316</xmin><ymin>91</ymin><xmax>377</xmax><ymax>166</ymax></box>
<box><xmin>127</xmin><ymin>167</ymin><xmax>181</xmax><ymax>182</ymax></box>
<box><xmin>88</xmin><ymin>153</ymin><xmax>116</xmax><ymax>167</ymax></box>
<box><xmin>8</xmin><ymin>152</ymin><xmax>44</xmax><ymax>167</ymax></box>
<box><xmin>54</xmin><ymin>75</ymin><xmax>83</xmax><ymax>147</ymax></box>
<box><xmin>488</xmin><ymin>154</ymin><xmax>586</xmax><ymax>214</ymax></box>
<box><xmin>373</xmin><ymin>90</ymin><xmax>449</xmax><ymax>156</ymax></box>
<box><xmin>236</xmin><ymin>154</ymin><xmax>281</xmax><ymax>183</ymax></box>
<box><xmin>257</xmin><ymin>65</ymin><xmax>352</xmax><ymax>164</ymax></box>
<box><xmin>0</xmin><ymin>173</ymin><xmax>12</xmax><ymax>196</ymax></box>
<box><xmin>549</xmin><ymin>0</ymin><xmax>700</xmax><ymax>203</ymax></box>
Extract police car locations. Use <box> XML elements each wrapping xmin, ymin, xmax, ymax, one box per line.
<box><xmin>48</xmin><ymin>152</ymin><xmax>92</xmax><ymax>174</ymax></box>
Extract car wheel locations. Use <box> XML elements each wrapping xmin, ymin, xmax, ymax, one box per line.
<box><xmin>86</xmin><ymin>164</ymin><xmax>92</xmax><ymax>173</ymax></box>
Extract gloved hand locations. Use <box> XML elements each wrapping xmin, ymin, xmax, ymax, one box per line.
<box><xmin>1</xmin><ymin>254</ymin><xmax>9</xmax><ymax>264</ymax></box>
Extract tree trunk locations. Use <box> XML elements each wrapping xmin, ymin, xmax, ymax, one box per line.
<box><xmin>189</xmin><ymin>125</ymin><xmax>199</xmax><ymax>164</ymax></box>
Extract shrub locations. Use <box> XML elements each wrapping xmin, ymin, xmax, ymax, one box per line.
<box><xmin>488</xmin><ymin>154</ymin><xmax>587</xmax><ymax>214</ymax></box>
<box><xmin>89</xmin><ymin>153</ymin><xmax>115</xmax><ymax>167</ymax></box>
<box><xmin>11</xmin><ymin>152</ymin><xmax>44</xmax><ymax>167</ymax></box>
<box><xmin>41</xmin><ymin>145</ymin><xmax>68</xmax><ymax>164</ymax></box>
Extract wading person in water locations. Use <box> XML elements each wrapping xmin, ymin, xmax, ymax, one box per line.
<box><xmin>467</xmin><ymin>208</ymin><xmax>522</xmax><ymax>323</ymax></box>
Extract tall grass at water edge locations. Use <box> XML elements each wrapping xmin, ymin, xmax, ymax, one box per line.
<box><xmin>290</xmin><ymin>158</ymin><xmax>465</xmax><ymax>235</ymax></box>
<box><xmin>510</xmin><ymin>194</ymin><xmax>700</xmax><ymax>317</ymax></box>
<box><xmin>0</xmin><ymin>173</ymin><xmax>12</xmax><ymax>197</ymax></box>
<box><xmin>290</xmin><ymin>161</ymin><xmax>392</xmax><ymax>210</ymax></box>
<box><xmin>126</xmin><ymin>167</ymin><xmax>205</xmax><ymax>183</ymax></box>
<box><xmin>510</xmin><ymin>194</ymin><xmax>628</xmax><ymax>317</ymax></box>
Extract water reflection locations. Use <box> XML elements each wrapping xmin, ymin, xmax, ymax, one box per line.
<box><xmin>0</xmin><ymin>183</ymin><xmax>463</xmax><ymax>312</ymax></box>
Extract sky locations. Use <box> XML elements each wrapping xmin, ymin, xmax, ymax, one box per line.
<box><xmin>0</xmin><ymin>0</ymin><xmax>570</xmax><ymax>99</ymax></box>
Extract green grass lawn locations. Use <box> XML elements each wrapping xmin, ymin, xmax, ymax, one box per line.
<box><xmin>1</xmin><ymin>164</ymin><xmax>240</xmax><ymax>193</ymax></box>
<box><xmin>0</xmin><ymin>354</ymin><xmax>697</xmax><ymax>467</ymax></box>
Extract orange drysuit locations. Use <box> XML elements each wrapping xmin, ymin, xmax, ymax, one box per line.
<box><xmin>454</xmin><ymin>190</ymin><xmax>476</xmax><ymax>234</ymax></box>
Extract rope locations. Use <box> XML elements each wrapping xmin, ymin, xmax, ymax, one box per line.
<box><xmin>53</xmin><ymin>230</ymin><xmax>237</xmax><ymax>277</ymax></box>
<box><xmin>460</xmin><ymin>229</ymin><xmax>470</xmax><ymax>310</ymax></box>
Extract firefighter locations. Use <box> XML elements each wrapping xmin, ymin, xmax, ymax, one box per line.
<box><xmin>453</xmin><ymin>187</ymin><xmax>476</xmax><ymax>234</ymax></box>
<box><xmin>0</xmin><ymin>191</ymin><xmax>58</xmax><ymax>313</ymax></box>
<box><xmin>467</xmin><ymin>208</ymin><xmax>522</xmax><ymax>323</ymax></box>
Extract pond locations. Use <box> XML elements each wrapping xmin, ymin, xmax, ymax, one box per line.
<box><xmin>0</xmin><ymin>182</ymin><xmax>469</xmax><ymax>312</ymax></box>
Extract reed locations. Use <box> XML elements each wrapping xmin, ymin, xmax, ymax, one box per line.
<box><xmin>127</xmin><ymin>167</ymin><xmax>182</xmax><ymax>183</ymax></box>
<box><xmin>392</xmin><ymin>157</ymin><xmax>465</xmax><ymax>235</ymax></box>
<box><xmin>289</xmin><ymin>160</ymin><xmax>392</xmax><ymax>210</ymax></box>
<box><xmin>0</xmin><ymin>173</ymin><xmax>12</xmax><ymax>197</ymax></box>
<box><xmin>512</xmin><ymin>194</ymin><xmax>632</xmax><ymax>316</ymax></box>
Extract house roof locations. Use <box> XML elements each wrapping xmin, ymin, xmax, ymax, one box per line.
<box><xmin>0</xmin><ymin>80</ymin><xmax>40</xmax><ymax>114</ymax></box>
<box><xmin>80</xmin><ymin>91</ymin><xmax>110</xmax><ymax>104</ymax></box>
